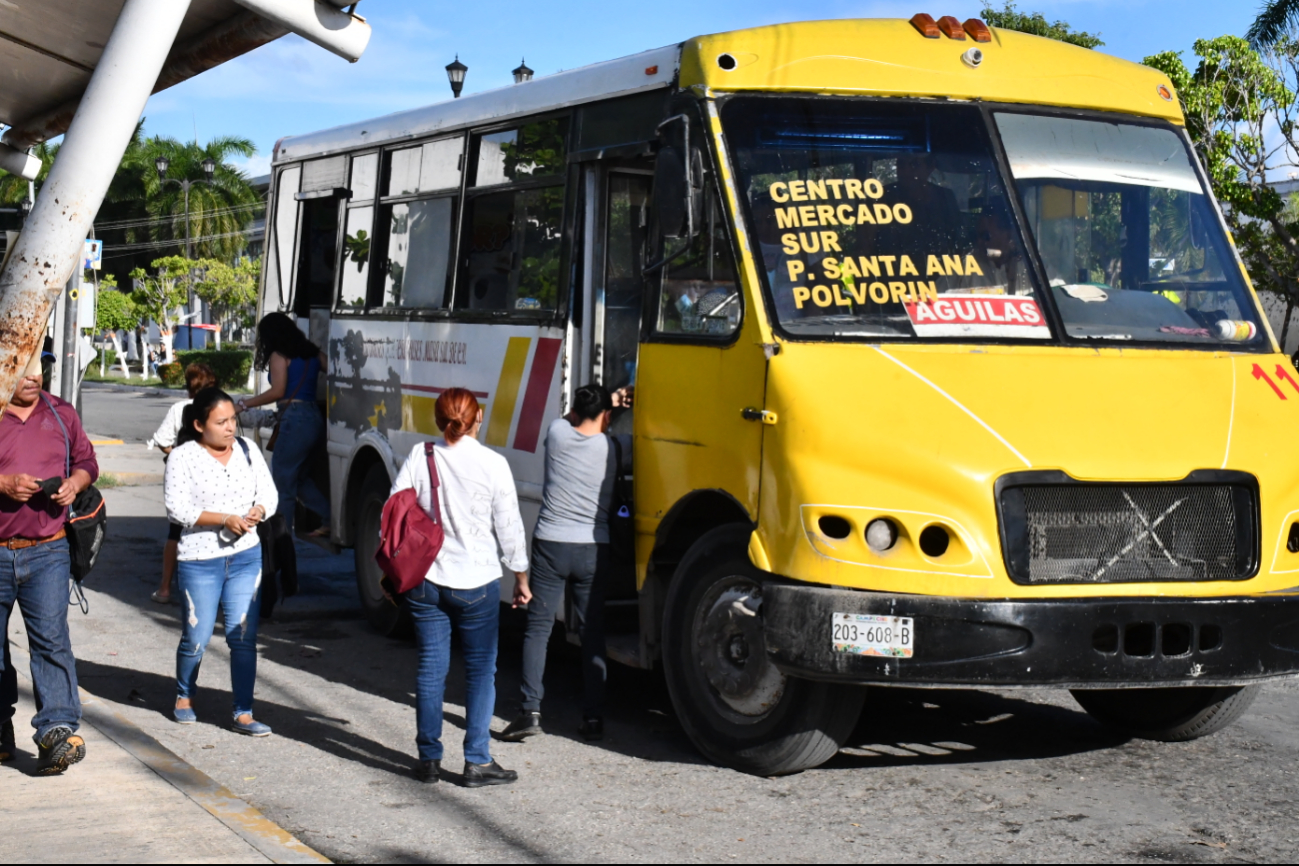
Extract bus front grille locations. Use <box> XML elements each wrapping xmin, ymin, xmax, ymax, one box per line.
<box><xmin>997</xmin><ymin>473</ymin><xmax>1259</xmax><ymax>585</ymax></box>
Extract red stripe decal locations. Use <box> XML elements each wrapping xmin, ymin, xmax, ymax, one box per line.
<box><xmin>512</xmin><ymin>338</ymin><xmax>562</xmax><ymax>453</ymax></box>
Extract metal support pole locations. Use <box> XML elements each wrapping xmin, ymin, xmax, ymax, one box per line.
<box><xmin>0</xmin><ymin>0</ymin><xmax>192</xmax><ymax>415</ymax></box>
<box><xmin>60</xmin><ymin>264</ymin><xmax>80</xmax><ymax>403</ymax></box>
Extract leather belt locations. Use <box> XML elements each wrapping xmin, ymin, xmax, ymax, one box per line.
<box><xmin>0</xmin><ymin>528</ymin><xmax>66</xmax><ymax>550</ymax></box>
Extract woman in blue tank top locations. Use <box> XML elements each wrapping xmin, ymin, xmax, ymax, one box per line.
<box><xmin>237</xmin><ymin>313</ymin><xmax>330</xmax><ymax>537</ymax></box>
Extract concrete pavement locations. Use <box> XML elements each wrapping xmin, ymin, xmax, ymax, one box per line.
<box><xmin>3</xmin><ymin>644</ymin><xmax>325</xmax><ymax>864</ymax></box>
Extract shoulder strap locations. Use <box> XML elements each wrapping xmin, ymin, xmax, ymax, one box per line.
<box><xmin>40</xmin><ymin>393</ymin><xmax>71</xmax><ymax>478</ymax></box>
<box><xmin>608</xmin><ymin>433</ymin><xmax>624</xmax><ymax>480</ymax></box>
<box><xmin>237</xmin><ymin>437</ymin><xmax>252</xmax><ymax>465</ymax></box>
<box><xmin>424</xmin><ymin>442</ymin><xmax>442</xmax><ymax>526</ymax></box>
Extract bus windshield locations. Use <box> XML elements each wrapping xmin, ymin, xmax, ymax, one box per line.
<box><xmin>994</xmin><ymin>112</ymin><xmax>1265</xmax><ymax>347</ymax></box>
<box><xmin>724</xmin><ymin>97</ymin><xmax>1050</xmax><ymax>341</ymax></box>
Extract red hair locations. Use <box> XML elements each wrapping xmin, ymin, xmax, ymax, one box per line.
<box><xmin>435</xmin><ymin>388</ymin><xmax>480</xmax><ymax>443</ymax></box>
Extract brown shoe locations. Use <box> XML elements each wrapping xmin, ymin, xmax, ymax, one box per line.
<box><xmin>0</xmin><ymin>719</ymin><xmax>14</xmax><ymax>762</ymax></box>
<box><xmin>36</xmin><ymin>726</ymin><xmax>85</xmax><ymax>775</ymax></box>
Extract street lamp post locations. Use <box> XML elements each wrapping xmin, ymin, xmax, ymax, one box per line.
<box><xmin>156</xmin><ymin>155</ymin><xmax>216</xmax><ymax>331</ymax></box>
<box><xmin>446</xmin><ymin>56</ymin><xmax>467</xmax><ymax>98</ymax></box>
<box><xmin>512</xmin><ymin>59</ymin><xmax>534</xmax><ymax>84</ymax></box>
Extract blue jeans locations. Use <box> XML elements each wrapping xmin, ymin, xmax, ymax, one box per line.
<box><xmin>0</xmin><ymin>538</ymin><xmax>79</xmax><ymax>743</ymax></box>
<box><xmin>521</xmin><ymin>539</ymin><xmax>608</xmax><ymax>716</ymax></box>
<box><xmin>176</xmin><ymin>545</ymin><xmax>262</xmax><ymax>719</ymax></box>
<box><xmin>271</xmin><ymin>401</ymin><xmax>329</xmax><ymax>535</ymax></box>
<box><xmin>407</xmin><ymin>579</ymin><xmax>500</xmax><ymax>765</ymax></box>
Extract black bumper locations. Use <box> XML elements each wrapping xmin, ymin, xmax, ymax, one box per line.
<box><xmin>762</xmin><ymin>584</ymin><xmax>1299</xmax><ymax>687</ymax></box>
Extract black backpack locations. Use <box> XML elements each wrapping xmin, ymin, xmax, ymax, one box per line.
<box><xmin>41</xmin><ymin>394</ymin><xmax>107</xmax><ymax>584</ymax></box>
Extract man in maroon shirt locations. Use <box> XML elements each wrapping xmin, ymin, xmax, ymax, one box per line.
<box><xmin>0</xmin><ymin>353</ymin><xmax>97</xmax><ymax>775</ymax></box>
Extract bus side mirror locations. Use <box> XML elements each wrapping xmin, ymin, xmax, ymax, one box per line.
<box><xmin>654</xmin><ymin>114</ymin><xmax>702</xmax><ymax>241</ymax></box>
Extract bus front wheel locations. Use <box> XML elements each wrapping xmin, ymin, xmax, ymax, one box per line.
<box><xmin>662</xmin><ymin>525</ymin><xmax>864</xmax><ymax>776</ymax></box>
<box><xmin>353</xmin><ymin>464</ymin><xmax>409</xmax><ymax>637</ymax></box>
<box><xmin>1070</xmin><ymin>686</ymin><xmax>1259</xmax><ymax>741</ymax></box>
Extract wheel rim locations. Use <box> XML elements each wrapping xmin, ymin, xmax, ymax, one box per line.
<box><xmin>691</xmin><ymin>575</ymin><xmax>786</xmax><ymax>721</ymax></box>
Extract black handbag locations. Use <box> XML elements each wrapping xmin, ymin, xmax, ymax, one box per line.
<box><xmin>41</xmin><ymin>394</ymin><xmax>107</xmax><ymax>583</ymax></box>
<box><xmin>607</xmin><ymin>435</ymin><xmax>634</xmax><ymax>563</ymax></box>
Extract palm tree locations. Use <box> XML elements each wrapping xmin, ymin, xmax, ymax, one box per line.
<box><xmin>1250</xmin><ymin>0</ymin><xmax>1299</xmax><ymax>46</ymax></box>
<box><xmin>135</xmin><ymin>134</ymin><xmax>261</xmax><ymax>261</ymax></box>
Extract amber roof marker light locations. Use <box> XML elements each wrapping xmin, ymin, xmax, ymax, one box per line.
<box><xmin>938</xmin><ymin>15</ymin><xmax>967</xmax><ymax>39</ymax></box>
<box><xmin>963</xmin><ymin>18</ymin><xmax>993</xmax><ymax>42</ymax></box>
<box><xmin>910</xmin><ymin>13</ymin><xmax>941</xmax><ymax>38</ymax></box>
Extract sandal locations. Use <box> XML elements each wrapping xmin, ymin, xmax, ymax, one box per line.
<box><xmin>150</xmin><ymin>590</ymin><xmax>173</xmax><ymax>605</ymax></box>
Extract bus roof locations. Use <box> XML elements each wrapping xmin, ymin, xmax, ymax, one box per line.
<box><xmin>274</xmin><ymin>45</ymin><xmax>681</xmax><ymax>164</ymax></box>
<box><xmin>275</xmin><ymin>18</ymin><xmax>1182</xmax><ymax>165</ymax></box>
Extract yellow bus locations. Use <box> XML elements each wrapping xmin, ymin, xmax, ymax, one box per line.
<box><xmin>259</xmin><ymin>15</ymin><xmax>1299</xmax><ymax>775</ymax></box>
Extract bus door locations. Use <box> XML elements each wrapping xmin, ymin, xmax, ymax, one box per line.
<box><xmin>580</xmin><ymin>164</ymin><xmax>653</xmax><ymax>605</ymax></box>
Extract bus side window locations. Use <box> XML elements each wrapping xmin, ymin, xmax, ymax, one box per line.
<box><xmin>366</xmin><ymin>138</ymin><xmax>463</xmax><ymax>309</ymax></box>
<box><xmin>264</xmin><ymin>165</ymin><xmax>300</xmax><ymax>313</ymax></box>
<box><xmin>292</xmin><ymin>196</ymin><xmax>339</xmax><ymax>317</ymax></box>
<box><xmin>653</xmin><ymin>183</ymin><xmax>740</xmax><ymax>338</ymax></box>
<box><xmin>458</xmin><ymin>117</ymin><xmax>569</xmax><ymax>314</ymax></box>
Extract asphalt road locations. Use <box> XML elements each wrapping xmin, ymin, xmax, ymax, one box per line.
<box><xmin>82</xmin><ymin>382</ymin><xmax>183</xmax><ymax>442</ymax></box>
<box><xmin>52</xmin><ymin>387</ymin><xmax>1299</xmax><ymax>863</ymax></box>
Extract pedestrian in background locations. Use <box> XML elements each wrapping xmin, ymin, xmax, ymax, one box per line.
<box><xmin>0</xmin><ymin>351</ymin><xmax>98</xmax><ymax>774</ymax></box>
<box><xmin>148</xmin><ymin>362</ymin><xmax>217</xmax><ymax>605</ymax></box>
<box><xmin>237</xmin><ymin>313</ymin><xmax>329</xmax><ymax>538</ymax></box>
<box><xmin>164</xmin><ymin>387</ymin><xmax>277</xmax><ymax>736</ymax></box>
<box><xmin>389</xmin><ymin>388</ymin><xmax>529</xmax><ymax>787</ymax></box>
<box><xmin>500</xmin><ymin>384</ymin><xmax>631</xmax><ymax>744</ymax></box>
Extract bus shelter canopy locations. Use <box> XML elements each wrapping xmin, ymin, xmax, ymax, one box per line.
<box><xmin>0</xmin><ymin>0</ymin><xmax>287</xmax><ymax>148</ymax></box>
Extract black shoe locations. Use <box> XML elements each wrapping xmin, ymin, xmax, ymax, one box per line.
<box><xmin>579</xmin><ymin>717</ymin><xmax>604</xmax><ymax>742</ymax></box>
<box><xmin>36</xmin><ymin>725</ymin><xmax>85</xmax><ymax>776</ymax></box>
<box><xmin>0</xmin><ymin>719</ymin><xmax>14</xmax><ymax>762</ymax></box>
<box><xmin>498</xmin><ymin>711</ymin><xmax>543</xmax><ymax>742</ymax></box>
<box><xmin>414</xmin><ymin>759</ymin><xmax>440</xmax><ymax>784</ymax></box>
<box><xmin>463</xmin><ymin>759</ymin><xmax>518</xmax><ymax>788</ymax></box>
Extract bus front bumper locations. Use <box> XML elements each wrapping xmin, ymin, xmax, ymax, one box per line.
<box><xmin>761</xmin><ymin>584</ymin><xmax>1299</xmax><ymax>688</ymax></box>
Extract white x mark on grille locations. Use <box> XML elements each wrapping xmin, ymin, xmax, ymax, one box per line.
<box><xmin>1092</xmin><ymin>493</ymin><xmax>1188</xmax><ymax>580</ymax></box>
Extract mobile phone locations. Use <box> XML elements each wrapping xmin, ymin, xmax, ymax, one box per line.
<box><xmin>38</xmin><ymin>476</ymin><xmax>63</xmax><ymax>497</ymax></box>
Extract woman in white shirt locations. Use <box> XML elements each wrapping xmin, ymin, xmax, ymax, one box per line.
<box><xmin>389</xmin><ymin>388</ymin><xmax>529</xmax><ymax>787</ymax></box>
<box><xmin>163</xmin><ymin>387</ymin><xmax>278</xmax><ymax>737</ymax></box>
<box><xmin>149</xmin><ymin>363</ymin><xmax>217</xmax><ymax>605</ymax></box>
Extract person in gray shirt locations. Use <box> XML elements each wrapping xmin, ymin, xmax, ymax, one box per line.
<box><xmin>500</xmin><ymin>383</ymin><xmax>630</xmax><ymax>743</ymax></box>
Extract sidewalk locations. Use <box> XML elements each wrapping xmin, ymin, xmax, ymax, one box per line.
<box><xmin>3</xmin><ymin>648</ymin><xmax>326</xmax><ymax>864</ymax></box>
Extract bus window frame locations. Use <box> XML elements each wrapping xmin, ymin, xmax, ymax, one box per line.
<box><xmin>333</xmin><ymin>148</ymin><xmax>380</xmax><ymax>313</ymax></box>
<box><xmin>264</xmin><ymin>163</ymin><xmax>302</xmax><ymax>314</ymax></box>
<box><xmin>358</xmin><ymin>134</ymin><xmax>466</xmax><ymax>314</ymax></box>
<box><xmin>983</xmin><ymin>101</ymin><xmax>1272</xmax><ymax>355</ymax></box>
<box><xmin>452</xmin><ymin>111</ymin><xmax>576</xmax><ymax>324</ymax></box>
<box><xmin>640</xmin><ymin>96</ymin><xmax>746</xmax><ymax>349</ymax></box>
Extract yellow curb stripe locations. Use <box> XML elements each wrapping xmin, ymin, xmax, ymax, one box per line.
<box><xmin>90</xmin><ymin>439</ymin><xmax>124</xmax><ymax>446</ymax></box>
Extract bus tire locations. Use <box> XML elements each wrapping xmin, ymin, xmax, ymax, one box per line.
<box><xmin>1070</xmin><ymin>685</ymin><xmax>1259</xmax><ymax>742</ymax></box>
<box><xmin>353</xmin><ymin>464</ymin><xmax>410</xmax><ymax>637</ymax></box>
<box><xmin>662</xmin><ymin>524</ymin><xmax>864</xmax><ymax>776</ymax></box>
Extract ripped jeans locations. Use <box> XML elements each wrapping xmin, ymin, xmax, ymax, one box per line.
<box><xmin>175</xmin><ymin>545</ymin><xmax>262</xmax><ymax>719</ymax></box>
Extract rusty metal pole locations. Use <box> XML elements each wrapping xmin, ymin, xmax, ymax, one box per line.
<box><xmin>0</xmin><ymin>0</ymin><xmax>192</xmax><ymax>415</ymax></box>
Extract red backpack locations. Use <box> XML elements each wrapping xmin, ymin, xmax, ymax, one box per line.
<box><xmin>374</xmin><ymin>443</ymin><xmax>444</xmax><ymax>595</ymax></box>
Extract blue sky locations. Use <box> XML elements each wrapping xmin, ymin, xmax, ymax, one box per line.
<box><xmin>141</xmin><ymin>0</ymin><xmax>1262</xmax><ymax>178</ymax></box>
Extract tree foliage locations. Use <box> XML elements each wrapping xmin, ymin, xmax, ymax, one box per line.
<box><xmin>980</xmin><ymin>2</ymin><xmax>1103</xmax><ymax>49</ymax></box>
<box><xmin>95</xmin><ymin>283</ymin><xmax>139</xmax><ymax>334</ymax></box>
<box><xmin>193</xmin><ymin>257</ymin><xmax>259</xmax><ymax>336</ymax></box>
<box><xmin>1250</xmin><ymin>0</ymin><xmax>1299</xmax><ymax>47</ymax></box>
<box><xmin>129</xmin><ymin>255</ymin><xmax>192</xmax><ymax>361</ymax></box>
<box><xmin>1144</xmin><ymin>36</ymin><xmax>1299</xmax><ymax>345</ymax></box>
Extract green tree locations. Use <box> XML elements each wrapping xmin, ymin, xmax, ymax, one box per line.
<box><xmin>1144</xmin><ymin>36</ymin><xmax>1299</xmax><ymax>345</ymax></box>
<box><xmin>193</xmin><ymin>257</ymin><xmax>260</xmax><ymax>345</ymax></box>
<box><xmin>980</xmin><ymin>2</ymin><xmax>1103</xmax><ymax>49</ymax></box>
<box><xmin>129</xmin><ymin>255</ymin><xmax>191</xmax><ymax>363</ymax></box>
<box><xmin>94</xmin><ymin>275</ymin><xmax>140</xmax><ymax>379</ymax></box>
<box><xmin>1251</xmin><ymin>0</ymin><xmax>1299</xmax><ymax>47</ymax></box>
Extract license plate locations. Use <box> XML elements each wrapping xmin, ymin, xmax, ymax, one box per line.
<box><xmin>832</xmin><ymin>612</ymin><xmax>915</xmax><ymax>658</ymax></box>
